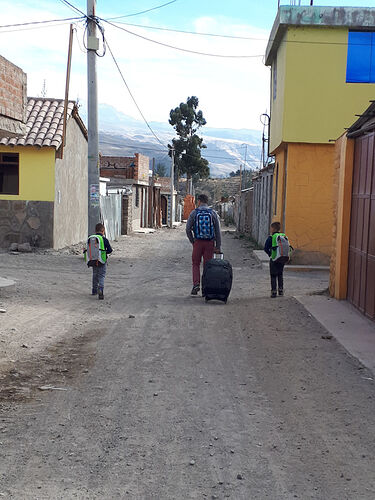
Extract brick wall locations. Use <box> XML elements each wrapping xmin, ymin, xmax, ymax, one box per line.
<box><xmin>100</xmin><ymin>155</ymin><xmax>135</xmax><ymax>180</ymax></box>
<box><xmin>135</xmin><ymin>153</ymin><xmax>150</xmax><ymax>181</ymax></box>
<box><xmin>121</xmin><ymin>193</ymin><xmax>133</xmax><ymax>234</ymax></box>
<box><xmin>0</xmin><ymin>55</ymin><xmax>27</xmax><ymax>138</ymax></box>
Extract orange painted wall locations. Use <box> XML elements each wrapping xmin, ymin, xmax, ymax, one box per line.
<box><xmin>272</xmin><ymin>146</ymin><xmax>287</xmax><ymax>229</ymax></box>
<box><xmin>272</xmin><ymin>142</ymin><xmax>335</xmax><ymax>259</ymax></box>
<box><xmin>329</xmin><ymin>135</ymin><xmax>354</xmax><ymax>299</ymax></box>
<box><xmin>285</xmin><ymin>143</ymin><xmax>335</xmax><ymax>256</ymax></box>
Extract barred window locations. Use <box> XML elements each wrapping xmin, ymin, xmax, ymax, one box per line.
<box><xmin>0</xmin><ymin>153</ymin><xmax>19</xmax><ymax>195</ymax></box>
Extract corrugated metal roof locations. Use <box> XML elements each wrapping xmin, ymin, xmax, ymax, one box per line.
<box><xmin>347</xmin><ymin>101</ymin><xmax>375</xmax><ymax>138</ymax></box>
<box><xmin>0</xmin><ymin>97</ymin><xmax>86</xmax><ymax>149</ymax></box>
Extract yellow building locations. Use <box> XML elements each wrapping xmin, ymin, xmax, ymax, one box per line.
<box><xmin>265</xmin><ymin>6</ymin><xmax>375</xmax><ymax>264</ymax></box>
<box><xmin>0</xmin><ymin>98</ymin><xmax>88</xmax><ymax>248</ymax></box>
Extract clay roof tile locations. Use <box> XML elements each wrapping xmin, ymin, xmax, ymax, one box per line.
<box><xmin>0</xmin><ymin>97</ymin><xmax>85</xmax><ymax>149</ymax></box>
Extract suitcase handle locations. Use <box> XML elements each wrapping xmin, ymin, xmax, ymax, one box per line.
<box><xmin>214</xmin><ymin>252</ymin><xmax>224</xmax><ymax>260</ymax></box>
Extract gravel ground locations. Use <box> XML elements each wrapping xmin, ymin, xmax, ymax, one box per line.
<box><xmin>0</xmin><ymin>226</ymin><xmax>374</xmax><ymax>499</ymax></box>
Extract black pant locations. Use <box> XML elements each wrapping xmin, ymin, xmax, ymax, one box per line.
<box><xmin>269</xmin><ymin>260</ymin><xmax>284</xmax><ymax>291</ymax></box>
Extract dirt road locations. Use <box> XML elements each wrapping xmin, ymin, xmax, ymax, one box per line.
<box><xmin>0</xmin><ymin>227</ymin><xmax>374</xmax><ymax>499</ymax></box>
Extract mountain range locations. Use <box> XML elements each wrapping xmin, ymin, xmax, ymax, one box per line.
<box><xmin>88</xmin><ymin>104</ymin><xmax>263</xmax><ymax>178</ymax></box>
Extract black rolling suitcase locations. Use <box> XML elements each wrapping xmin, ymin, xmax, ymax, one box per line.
<box><xmin>202</xmin><ymin>253</ymin><xmax>232</xmax><ymax>303</ymax></box>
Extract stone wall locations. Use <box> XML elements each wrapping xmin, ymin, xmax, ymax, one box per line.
<box><xmin>0</xmin><ymin>55</ymin><xmax>27</xmax><ymax>138</ymax></box>
<box><xmin>0</xmin><ymin>200</ymin><xmax>53</xmax><ymax>248</ymax></box>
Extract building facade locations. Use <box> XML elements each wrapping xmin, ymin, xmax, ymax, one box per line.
<box><xmin>266</xmin><ymin>6</ymin><xmax>375</xmax><ymax>264</ymax></box>
<box><xmin>0</xmin><ymin>98</ymin><xmax>87</xmax><ymax>248</ymax></box>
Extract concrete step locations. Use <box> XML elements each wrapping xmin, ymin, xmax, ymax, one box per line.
<box><xmin>253</xmin><ymin>250</ymin><xmax>329</xmax><ymax>272</ymax></box>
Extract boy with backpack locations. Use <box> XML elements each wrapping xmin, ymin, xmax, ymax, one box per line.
<box><xmin>85</xmin><ymin>223</ymin><xmax>112</xmax><ymax>300</ymax></box>
<box><xmin>264</xmin><ymin>221</ymin><xmax>290</xmax><ymax>298</ymax></box>
<box><xmin>186</xmin><ymin>194</ymin><xmax>221</xmax><ymax>295</ymax></box>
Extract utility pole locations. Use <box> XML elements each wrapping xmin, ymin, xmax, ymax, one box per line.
<box><xmin>169</xmin><ymin>149</ymin><xmax>175</xmax><ymax>228</ymax></box>
<box><xmin>238</xmin><ymin>164</ymin><xmax>243</xmax><ymax>232</ymax></box>
<box><xmin>87</xmin><ymin>0</ymin><xmax>100</xmax><ymax>235</ymax></box>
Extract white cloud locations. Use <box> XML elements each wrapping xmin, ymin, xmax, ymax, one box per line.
<box><xmin>0</xmin><ymin>4</ymin><xmax>270</xmax><ymax>130</ymax></box>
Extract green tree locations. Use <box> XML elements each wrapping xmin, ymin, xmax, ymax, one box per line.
<box><xmin>168</xmin><ymin>96</ymin><xmax>209</xmax><ymax>193</ymax></box>
<box><xmin>155</xmin><ymin>162</ymin><xmax>167</xmax><ymax>177</ymax></box>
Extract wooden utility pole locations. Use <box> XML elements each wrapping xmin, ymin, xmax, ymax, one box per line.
<box><xmin>59</xmin><ymin>24</ymin><xmax>74</xmax><ymax>160</ymax></box>
<box><xmin>87</xmin><ymin>0</ymin><xmax>100</xmax><ymax>235</ymax></box>
<box><xmin>169</xmin><ymin>149</ymin><xmax>175</xmax><ymax>228</ymax></box>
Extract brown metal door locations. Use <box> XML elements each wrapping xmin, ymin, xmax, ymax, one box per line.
<box><xmin>347</xmin><ymin>132</ymin><xmax>375</xmax><ymax>319</ymax></box>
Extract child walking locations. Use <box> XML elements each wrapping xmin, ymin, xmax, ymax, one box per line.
<box><xmin>86</xmin><ymin>223</ymin><xmax>112</xmax><ymax>300</ymax></box>
<box><xmin>264</xmin><ymin>221</ymin><xmax>289</xmax><ymax>298</ymax></box>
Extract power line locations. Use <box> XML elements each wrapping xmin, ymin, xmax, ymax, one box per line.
<box><xmin>0</xmin><ymin>16</ymin><xmax>84</xmax><ymax>30</ymax></box>
<box><xmin>0</xmin><ymin>21</ymin><xmax>80</xmax><ymax>34</ymax></box>
<box><xmin>105</xmin><ymin>20</ymin><xmax>372</xmax><ymax>47</ymax></box>
<box><xmin>59</xmin><ymin>0</ymin><xmax>86</xmax><ymax>17</ymax></box>
<box><xmin>99</xmin><ymin>137</ymin><xmax>255</xmax><ymax>162</ymax></box>
<box><xmin>106</xmin><ymin>0</ymin><xmax>178</xmax><ymax>20</ymax></box>
<box><xmin>102</xmin><ymin>20</ymin><xmax>264</xmax><ymax>58</ymax></box>
<box><xmin>0</xmin><ymin>13</ymin><xmax>365</xmax><ymax>48</ymax></box>
<box><xmin>104</xmin><ymin>36</ymin><xmax>167</xmax><ymax>149</ymax></box>
<box><xmin>109</xmin><ymin>21</ymin><xmax>268</xmax><ymax>41</ymax></box>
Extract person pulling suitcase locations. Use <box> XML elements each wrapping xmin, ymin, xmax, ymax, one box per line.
<box><xmin>186</xmin><ymin>194</ymin><xmax>221</xmax><ymax>296</ymax></box>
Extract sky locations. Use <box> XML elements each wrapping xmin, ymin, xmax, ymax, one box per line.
<box><xmin>0</xmin><ymin>0</ymin><xmax>373</xmax><ymax>131</ymax></box>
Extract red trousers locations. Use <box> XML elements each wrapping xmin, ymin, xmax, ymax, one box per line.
<box><xmin>192</xmin><ymin>240</ymin><xmax>214</xmax><ymax>286</ymax></box>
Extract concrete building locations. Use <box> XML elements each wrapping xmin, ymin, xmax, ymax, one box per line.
<box><xmin>0</xmin><ymin>55</ymin><xmax>27</xmax><ymax>139</ymax></box>
<box><xmin>100</xmin><ymin>153</ymin><xmax>161</xmax><ymax>232</ymax></box>
<box><xmin>157</xmin><ymin>177</ymin><xmax>178</xmax><ymax>226</ymax></box>
<box><xmin>0</xmin><ymin>98</ymin><xmax>88</xmax><ymax>248</ymax></box>
<box><xmin>265</xmin><ymin>5</ymin><xmax>375</xmax><ymax>264</ymax></box>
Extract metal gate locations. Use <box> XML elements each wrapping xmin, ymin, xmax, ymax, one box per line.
<box><xmin>347</xmin><ymin>132</ymin><xmax>375</xmax><ymax>319</ymax></box>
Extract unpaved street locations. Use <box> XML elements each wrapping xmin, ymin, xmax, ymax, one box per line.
<box><xmin>0</xmin><ymin>227</ymin><xmax>374</xmax><ymax>499</ymax></box>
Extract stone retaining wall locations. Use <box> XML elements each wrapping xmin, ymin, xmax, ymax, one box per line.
<box><xmin>0</xmin><ymin>200</ymin><xmax>53</xmax><ymax>248</ymax></box>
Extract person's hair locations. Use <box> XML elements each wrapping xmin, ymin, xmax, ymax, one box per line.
<box><xmin>95</xmin><ymin>222</ymin><xmax>105</xmax><ymax>233</ymax></box>
<box><xmin>271</xmin><ymin>221</ymin><xmax>281</xmax><ymax>232</ymax></box>
<box><xmin>198</xmin><ymin>194</ymin><xmax>209</xmax><ymax>204</ymax></box>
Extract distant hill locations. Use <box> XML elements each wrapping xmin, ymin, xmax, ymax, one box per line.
<box><xmin>83</xmin><ymin>104</ymin><xmax>262</xmax><ymax>178</ymax></box>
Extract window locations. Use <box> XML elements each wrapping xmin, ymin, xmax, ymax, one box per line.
<box><xmin>135</xmin><ymin>186</ymin><xmax>139</xmax><ymax>207</ymax></box>
<box><xmin>346</xmin><ymin>31</ymin><xmax>375</xmax><ymax>83</ymax></box>
<box><xmin>0</xmin><ymin>153</ymin><xmax>19</xmax><ymax>195</ymax></box>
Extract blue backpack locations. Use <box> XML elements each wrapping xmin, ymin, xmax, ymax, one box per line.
<box><xmin>194</xmin><ymin>209</ymin><xmax>215</xmax><ymax>240</ymax></box>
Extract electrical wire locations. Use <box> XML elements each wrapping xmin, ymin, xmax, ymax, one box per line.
<box><xmin>104</xmin><ymin>36</ymin><xmax>167</xmax><ymax>149</ymax></box>
<box><xmin>0</xmin><ymin>21</ymin><xmax>80</xmax><ymax>34</ymax></box>
<box><xmin>106</xmin><ymin>0</ymin><xmax>178</xmax><ymax>20</ymax></box>
<box><xmin>83</xmin><ymin>16</ymin><xmax>106</xmax><ymax>57</ymax></box>
<box><xmin>0</xmin><ymin>12</ymin><xmax>365</xmax><ymax>48</ymax></box>
<box><xmin>109</xmin><ymin>21</ymin><xmax>268</xmax><ymax>41</ymax></box>
<box><xmin>102</xmin><ymin>20</ymin><xmax>264</xmax><ymax>58</ymax></box>
<box><xmin>106</xmin><ymin>20</ymin><xmax>371</xmax><ymax>48</ymax></box>
<box><xmin>59</xmin><ymin>0</ymin><xmax>86</xmax><ymax>17</ymax></box>
<box><xmin>0</xmin><ymin>16</ymin><xmax>84</xmax><ymax>29</ymax></box>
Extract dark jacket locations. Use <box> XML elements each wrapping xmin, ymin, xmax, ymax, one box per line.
<box><xmin>186</xmin><ymin>204</ymin><xmax>221</xmax><ymax>249</ymax></box>
<box><xmin>102</xmin><ymin>235</ymin><xmax>113</xmax><ymax>255</ymax></box>
<box><xmin>264</xmin><ymin>235</ymin><xmax>273</xmax><ymax>258</ymax></box>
